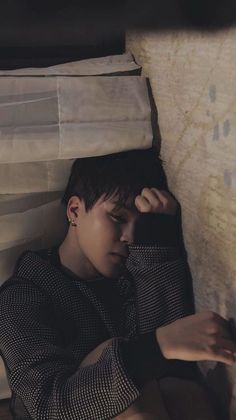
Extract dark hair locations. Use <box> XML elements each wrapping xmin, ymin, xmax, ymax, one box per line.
<box><xmin>61</xmin><ymin>147</ymin><xmax>168</xmax><ymax>212</ymax></box>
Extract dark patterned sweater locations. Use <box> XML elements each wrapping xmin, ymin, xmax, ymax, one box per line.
<box><xmin>0</xmin><ymin>213</ymin><xmax>199</xmax><ymax>420</ymax></box>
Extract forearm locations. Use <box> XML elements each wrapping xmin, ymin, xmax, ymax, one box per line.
<box><xmin>6</xmin><ymin>337</ymin><xmax>142</xmax><ymax>420</ymax></box>
<box><xmin>0</xmin><ymin>283</ymin><xmax>143</xmax><ymax>420</ymax></box>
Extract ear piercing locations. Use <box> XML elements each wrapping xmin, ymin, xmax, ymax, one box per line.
<box><xmin>68</xmin><ymin>217</ymin><xmax>77</xmax><ymax>227</ymax></box>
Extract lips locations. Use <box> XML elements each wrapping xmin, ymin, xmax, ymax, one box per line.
<box><xmin>110</xmin><ymin>254</ymin><xmax>126</xmax><ymax>267</ymax></box>
<box><xmin>111</xmin><ymin>252</ymin><xmax>129</xmax><ymax>259</ymax></box>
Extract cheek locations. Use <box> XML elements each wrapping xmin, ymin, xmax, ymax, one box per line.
<box><xmin>93</xmin><ymin>216</ymin><xmax>120</xmax><ymax>248</ymax></box>
<box><xmin>79</xmin><ymin>214</ymin><xmax>120</xmax><ymax>254</ymax></box>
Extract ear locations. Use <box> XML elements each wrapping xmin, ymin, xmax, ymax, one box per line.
<box><xmin>67</xmin><ymin>195</ymin><xmax>83</xmax><ymax>219</ymax></box>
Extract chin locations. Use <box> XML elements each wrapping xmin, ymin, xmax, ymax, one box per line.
<box><xmin>98</xmin><ymin>264</ymin><xmax>124</xmax><ymax>280</ymax></box>
<box><xmin>92</xmin><ymin>255</ymin><xmax>126</xmax><ymax>279</ymax></box>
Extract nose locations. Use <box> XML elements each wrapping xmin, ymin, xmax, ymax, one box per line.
<box><xmin>120</xmin><ymin>222</ymin><xmax>135</xmax><ymax>245</ymax></box>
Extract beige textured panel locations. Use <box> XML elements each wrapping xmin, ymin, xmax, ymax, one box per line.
<box><xmin>127</xmin><ymin>29</ymin><xmax>236</xmax><ymax>419</ymax></box>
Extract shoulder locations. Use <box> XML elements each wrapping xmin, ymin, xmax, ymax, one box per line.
<box><xmin>14</xmin><ymin>245</ymin><xmax>60</xmax><ymax>274</ymax></box>
<box><xmin>0</xmin><ymin>246</ymin><xmax>61</xmax><ymax>297</ymax></box>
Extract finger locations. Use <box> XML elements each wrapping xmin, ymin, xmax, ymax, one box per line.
<box><xmin>207</xmin><ymin>324</ymin><xmax>232</xmax><ymax>340</ymax></box>
<box><xmin>150</xmin><ymin>188</ymin><xmax>177</xmax><ymax>215</ymax></box>
<box><xmin>135</xmin><ymin>195</ymin><xmax>152</xmax><ymax>213</ymax></box>
<box><xmin>140</xmin><ymin>188</ymin><xmax>163</xmax><ymax>212</ymax></box>
<box><xmin>210</xmin><ymin>348</ymin><xmax>236</xmax><ymax>366</ymax></box>
<box><xmin>142</xmin><ymin>188</ymin><xmax>162</xmax><ymax>207</ymax></box>
<box><xmin>150</xmin><ymin>188</ymin><xmax>169</xmax><ymax>207</ymax></box>
<box><xmin>215</xmin><ymin>338</ymin><xmax>236</xmax><ymax>354</ymax></box>
<box><xmin>204</xmin><ymin>338</ymin><xmax>236</xmax><ymax>365</ymax></box>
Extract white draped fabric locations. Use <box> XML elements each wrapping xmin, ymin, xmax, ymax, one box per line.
<box><xmin>0</xmin><ymin>53</ymin><xmax>153</xmax><ymax>398</ymax></box>
<box><xmin>0</xmin><ymin>52</ymin><xmax>140</xmax><ymax>76</ymax></box>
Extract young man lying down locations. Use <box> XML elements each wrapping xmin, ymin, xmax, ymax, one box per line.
<box><xmin>0</xmin><ymin>149</ymin><xmax>234</xmax><ymax>419</ymax></box>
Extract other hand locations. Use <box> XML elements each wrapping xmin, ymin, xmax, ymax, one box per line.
<box><xmin>156</xmin><ymin>311</ymin><xmax>236</xmax><ymax>366</ymax></box>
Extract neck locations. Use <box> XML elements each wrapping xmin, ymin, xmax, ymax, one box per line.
<box><xmin>58</xmin><ymin>230</ymin><xmax>101</xmax><ymax>281</ymax></box>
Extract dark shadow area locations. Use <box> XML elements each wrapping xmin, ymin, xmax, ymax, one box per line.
<box><xmin>0</xmin><ymin>44</ymin><xmax>125</xmax><ymax>70</ymax></box>
<box><xmin>1</xmin><ymin>1</ymin><xmax>236</xmax><ymax>68</ymax></box>
<box><xmin>0</xmin><ymin>2</ymin><xmax>126</xmax><ymax>69</ymax></box>
<box><xmin>206</xmin><ymin>362</ymin><xmax>233</xmax><ymax>420</ymax></box>
<box><xmin>146</xmin><ymin>79</ymin><xmax>162</xmax><ymax>156</ymax></box>
<box><xmin>205</xmin><ymin>317</ymin><xmax>236</xmax><ymax>419</ymax></box>
<box><xmin>127</xmin><ymin>0</ymin><xmax>236</xmax><ymax>30</ymax></box>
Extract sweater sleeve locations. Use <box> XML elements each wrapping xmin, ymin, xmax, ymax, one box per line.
<box><xmin>122</xmin><ymin>330</ymin><xmax>170</xmax><ymax>386</ymax></box>
<box><xmin>0</xmin><ymin>279</ymin><xmax>177</xmax><ymax>420</ymax></box>
<box><xmin>134</xmin><ymin>205</ymin><xmax>184</xmax><ymax>250</ymax></box>
<box><xmin>125</xmin><ymin>211</ymin><xmax>198</xmax><ymax>387</ymax></box>
<box><xmin>122</xmin><ymin>330</ymin><xmax>202</xmax><ymax>387</ymax></box>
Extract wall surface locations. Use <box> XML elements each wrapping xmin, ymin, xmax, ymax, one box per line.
<box><xmin>127</xmin><ymin>28</ymin><xmax>236</xmax><ymax>419</ymax></box>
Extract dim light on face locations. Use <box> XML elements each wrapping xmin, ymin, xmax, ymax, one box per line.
<box><xmin>67</xmin><ymin>192</ymin><xmax>140</xmax><ymax>280</ymax></box>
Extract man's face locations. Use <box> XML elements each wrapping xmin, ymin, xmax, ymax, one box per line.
<box><xmin>68</xmin><ymin>192</ymin><xmax>140</xmax><ymax>279</ymax></box>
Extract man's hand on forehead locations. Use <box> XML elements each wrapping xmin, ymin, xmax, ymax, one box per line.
<box><xmin>134</xmin><ymin>188</ymin><xmax>178</xmax><ymax>216</ymax></box>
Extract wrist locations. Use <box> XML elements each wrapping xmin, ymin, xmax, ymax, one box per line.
<box><xmin>155</xmin><ymin>325</ymin><xmax>173</xmax><ymax>360</ymax></box>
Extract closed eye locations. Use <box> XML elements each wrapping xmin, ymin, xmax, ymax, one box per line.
<box><xmin>110</xmin><ymin>214</ymin><xmax>126</xmax><ymax>224</ymax></box>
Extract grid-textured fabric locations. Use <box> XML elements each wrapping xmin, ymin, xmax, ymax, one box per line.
<box><xmin>0</xmin><ymin>243</ymin><xmax>195</xmax><ymax>420</ymax></box>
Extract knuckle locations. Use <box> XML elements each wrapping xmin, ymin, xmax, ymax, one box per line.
<box><xmin>150</xmin><ymin>187</ymin><xmax>158</xmax><ymax>193</ymax></box>
<box><xmin>210</xmin><ymin>328</ymin><xmax>219</xmax><ymax>336</ymax></box>
<box><xmin>140</xmin><ymin>196</ymin><xmax>148</xmax><ymax>205</ymax></box>
<box><xmin>147</xmin><ymin>203</ymin><xmax>153</xmax><ymax>211</ymax></box>
<box><xmin>141</xmin><ymin>203</ymin><xmax>150</xmax><ymax>212</ymax></box>
<box><xmin>207</xmin><ymin>321</ymin><xmax>219</xmax><ymax>335</ymax></box>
